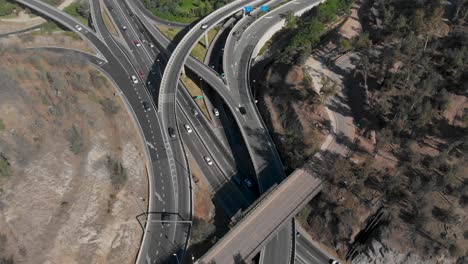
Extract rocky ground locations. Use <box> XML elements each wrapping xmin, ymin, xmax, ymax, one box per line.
<box><xmin>0</xmin><ymin>48</ymin><xmax>147</xmax><ymax>264</ymax></box>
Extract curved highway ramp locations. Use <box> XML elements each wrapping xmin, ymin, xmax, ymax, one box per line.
<box><xmin>197</xmin><ymin>169</ymin><xmax>322</xmax><ymax>264</ymax></box>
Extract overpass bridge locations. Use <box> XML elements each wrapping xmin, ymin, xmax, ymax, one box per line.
<box><xmin>197</xmin><ymin>169</ymin><xmax>322</xmax><ymax>264</ymax></box>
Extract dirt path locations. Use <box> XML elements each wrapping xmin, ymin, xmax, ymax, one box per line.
<box><xmin>304</xmin><ymin>53</ymin><xmax>357</xmax><ymax>156</ymax></box>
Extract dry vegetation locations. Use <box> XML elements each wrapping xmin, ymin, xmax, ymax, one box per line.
<box><xmin>0</xmin><ymin>48</ymin><xmax>147</xmax><ymax>264</ymax></box>
<box><xmin>260</xmin><ymin>0</ymin><xmax>467</xmax><ymax>263</ymax></box>
<box><xmin>258</xmin><ymin>64</ymin><xmax>330</xmax><ymax>172</ymax></box>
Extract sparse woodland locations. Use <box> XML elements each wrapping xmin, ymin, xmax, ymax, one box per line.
<box><xmin>300</xmin><ymin>0</ymin><xmax>467</xmax><ymax>262</ymax></box>
<box><xmin>261</xmin><ymin>0</ymin><xmax>467</xmax><ymax>262</ymax></box>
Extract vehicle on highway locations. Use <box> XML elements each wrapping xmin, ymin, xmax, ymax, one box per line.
<box><xmin>133</xmin><ymin>40</ymin><xmax>141</xmax><ymax>47</ymax></box>
<box><xmin>131</xmin><ymin>75</ymin><xmax>139</xmax><ymax>84</ymax></box>
<box><xmin>139</xmin><ymin>71</ymin><xmax>145</xmax><ymax>77</ymax></box>
<box><xmin>201</xmin><ymin>23</ymin><xmax>209</xmax><ymax>29</ymax></box>
<box><xmin>184</xmin><ymin>124</ymin><xmax>193</xmax><ymax>133</ymax></box>
<box><xmin>122</xmin><ymin>26</ymin><xmax>127</xmax><ymax>31</ymax></box>
<box><xmin>243</xmin><ymin>178</ymin><xmax>253</xmax><ymax>188</ymax></box>
<box><xmin>213</xmin><ymin>108</ymin><xmax>220</xmax><ymax>116</ymax></box>
<box><xmin>239</xmin><ymin>106</ymin><xmax>247</xmax><ymax>115</ymax></box>
<box><xmin>232</xmin><ymin>175</ymin><xmax>241</xmax><ymax>186</ymax></box>
<box><xmin>330</xmin><ymin>260</ymin><xmax>341</xmax><ymax>264</ymax></box>
<box><xmin>204</xmin><ymin>156</ymin><xmax>213</xmax><ymax>165</ymax></box>
<box><xmin>142</xmin><ymin>101</ymin><xmax>151</xmax><ymax>112</ymax></box>
<box><xmin>192</xmin><ymin>108</ymin><xmax>199</xmax><ymax>116</ymax></box>
<box><xmin>74</xmin><ymin>25</ymin><xmax>82</xmax><ymax>31</ymax></box>
<box><xmin>168</xmin><ymin>127</ymin><xmax>176</xmax><ymax>138</ymax></box>
<box><xmin>149</xmin><ymin>43</ymin><xmax>155</xmax><ymax>48</ymax></box>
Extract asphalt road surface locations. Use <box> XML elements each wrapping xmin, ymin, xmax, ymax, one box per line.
<box><xmin>295</xmin><ymin>226</ymin><xmax>331</xmax><ymax>264</ymax></box>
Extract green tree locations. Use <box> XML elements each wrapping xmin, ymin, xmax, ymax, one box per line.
<box><xmin>0</xmin><ymin>154</ymin><xmax>11</xmax><ymax>178</ymax></box>
<box><xmin>285</xmin><ymin>11</ymin><xmax>298</xmax><ymax>29</ymax></box>
<box><xmin>320</xmin><ymin>76</ymin><xmax>339</xmax><ymax>103</ymax></box>
<box><xmin>0</xmin><ymin>0</ymin><xmax>16</xmax><ymax>16</ymax></box>
<box><xmin>76</xmin><ymin>0</ymin><xmax>89</xmax><ymax>19</ymax></box>
<box><xmin>339</xmin><ymin>38</ymin><xmax>353</xmax><ymax>51</ymax></box>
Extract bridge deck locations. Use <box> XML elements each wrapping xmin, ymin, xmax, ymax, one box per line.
<box><xmin>198</xmin><ymin>169</ymin><xmax>322</xmax><ymax>264</ymax></box>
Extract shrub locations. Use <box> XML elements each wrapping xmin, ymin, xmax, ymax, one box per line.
<box><xmin>0</xmin><ymin>0</ymin><xmax>16</xmax><ymax>17</ymax></box>
<box><xmin>89</xmin><ymin>70</ymin><xmax>108</xmax><ymax>89</ymax></box>
<box><xmin>432</xmin><ymin>206</ymin><xmax>459</xmax><ymax>224</ymax></box>
<box><xmin>105</xmin><ymin>155</ymin><xmax>127</xmax><ymax>188</ymax></box>
<box><xmin>191</xmin><ymin>218</ymin><xmax>215</xmax><ymax>244</ymax></box>
<box><xmin>99</xmin><ymin>98</ymin><xmax>120</xmax><ymax>116</ymax></box>
<box><xmin>0</xmin><ymin>154</ymin><xmax>11</xmax><ymax>178</ymax></box>
<box><xmin>64</xmin><ymin>125</ymin><xmax>84</xmax><ymax>155</ymax></box>
<box><xmin>0</xmin><ymin>234</ymin><xmax>6</xmax><ymax>254</ymax></box>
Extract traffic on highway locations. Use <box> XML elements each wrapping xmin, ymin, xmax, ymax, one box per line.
<box><xmin>12</xmin><ymin>0</ymin><xmax>333</xmax><ymax>263</ymax></box>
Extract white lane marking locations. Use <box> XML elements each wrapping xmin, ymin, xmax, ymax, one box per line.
<box><xmin>146</xmin><ymin>141</ymin><xmax>156</xmax><ymax>150</ymax></box>
<box><xmin>154</xmin><ymin>191</ymin><xmax>163</xmax><ymax>202</ymax></box>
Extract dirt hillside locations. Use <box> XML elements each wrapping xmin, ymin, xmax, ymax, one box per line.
<box><xmin>0</xmin><ymin>48</ymin><xmax>147</xmax><ymax>264</ymax></box>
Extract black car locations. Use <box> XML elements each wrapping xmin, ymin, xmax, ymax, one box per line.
<box><xmin>142</xmin><ymin>101</ymin><xmax>151</xmax><ymax>111</ymax></box>
<box><xmin>168</xmin><ymin>127</ymin><xmax>176</xmax><ymax>138</ymax></box>
<box><xmin>239</xmin><ymin>106</ymin><xmax>247</xmax><ymax>115</ymax></box>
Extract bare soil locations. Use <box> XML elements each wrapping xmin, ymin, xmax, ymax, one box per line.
<box><xmin>338</xmin><ymin>1</ymin><xmax>362</xmax><ymax>39</ymax></box>
<box><xmin>1</xmin><ymin>31</ymin><xmax>97</xmax><ymax>55</ymax></box>
<box><xmin>190</xmin><ymin>160</ymin><xmax>214</xmax><ymax>222</ymax></box>
<box><xmin>0</xmin><ymin>49</ymin><xmax>147</xmax><ymax>264</ymax></box>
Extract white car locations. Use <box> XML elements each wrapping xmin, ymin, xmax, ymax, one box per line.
<box><xmin>75</xmin><ymin>25</ymin><xmax>82</xmax><ymax>31</ymax></box>
<box><xmin>149</xmin><ymin>43</ymin><xmax>155</xmax><ymax>48</ymax></box>
<box><xmin>200</xmin><ymin>23</ymin><xmax>208</xmax><ymax>29</ymax></box>
<box><xmin>213</xmin><ymin>108</ymin><xmax>219</xmax><ymax>116</ymax></box>
<box><xmin>330</xmin><ymin>260</ymin><xmax>341</xmax><ymax>264</ymax></box>
<box><xmin>184</xmin><ymin>124</ymin><xmax>192</xmax><ymax>133</ymax></box>
<box><xmin>122</xmin><ymin>26</ymin><xmax>127</xmax><ymax>31</ymax></box>
<box><xmin>204</xmin><ymin>156</ymin><xmax>213</xmax><ymax>166</ymax></box>
<box><xmin>131</xmin><ymin>75</ymin><xmax>138</xmax><ymax>84</ymax></box>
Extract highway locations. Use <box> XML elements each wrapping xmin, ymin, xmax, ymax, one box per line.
<box><xmin>295</xmin><ymin>222</ymin><xmax>331</xmax><ymax>264</ymax></box>
<box><xmin>96</xmin><ymin>4</ymin><xmax>273</xmax><ymax>263</ymax></box>
<box><xmin>102</xmin><ymin>3</ymin><xmax>285</xmax><ymax>263</ymax></box>
<box><xmin>104</xmin><ymin>0</ymin><xmax>259</xmax><ymax>219</ymax></box>
<box><xmin>16</xmin><ymin>0</ymin><xmax>334</xmax><ymax>263</ymax></box>
<box><xmin>89</xmin><ymin>1</ymin><xmax>193</xmax><ymax>262</ymax></box>
<box><xmin>219</xmin><ymin>0</ymin><xmax>329</xmax><ymax>262</ymax></box>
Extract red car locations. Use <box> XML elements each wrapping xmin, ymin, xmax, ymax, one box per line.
<box><xmin>133</xmin><ymin>40</ymin><xmax>141</xmax><ymax>47</ymax></box>
<box><xmin>138</xmin><ymin>71</ymin><xmax>145</xmax><ymax>77</ymax></box>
